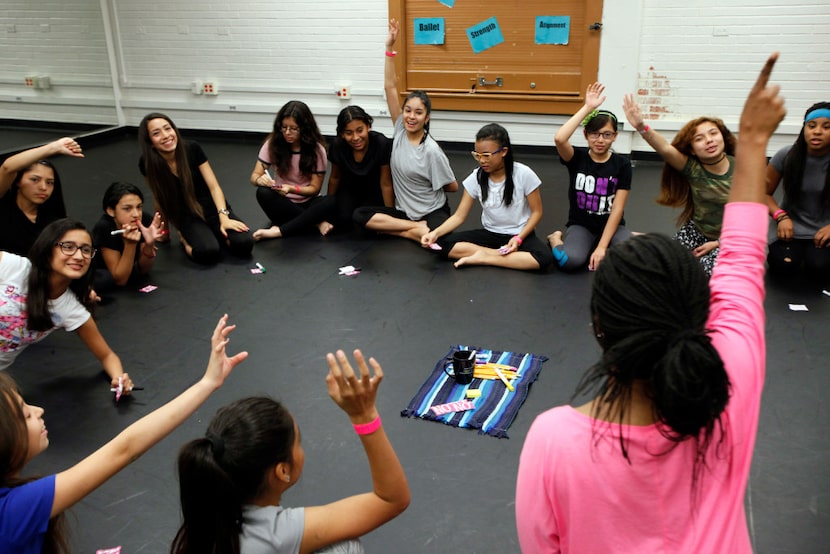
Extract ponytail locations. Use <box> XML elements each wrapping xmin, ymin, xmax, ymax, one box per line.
<box><xmin>171</xmin><ymin>397</ymin><xmax>295</xmax><ymax>554</ymax></box>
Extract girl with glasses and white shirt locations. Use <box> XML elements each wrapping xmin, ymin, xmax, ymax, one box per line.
<box><xmin>0</xmin><ymin>218</ymin><xmax>133</xmax><ymax>394</ymax></box>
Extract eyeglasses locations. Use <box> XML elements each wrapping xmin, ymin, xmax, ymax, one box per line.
<box><xmin>470</xmin><ymin>148</ymin><xmax>505</xmax><ymax>162</ymax></box>
<box><xmin>55</xmin><ymin>241</ymin><xmax>96</xmax><ymax>259</ymax></box>
<box><xmin>281</xmin><ymin>126</ymin><xmax>300</xmax><ymax>134</ymax></box>
<box><xmin>587</xmin><ymin>131</ymin><xmax>616</xmax><ymax>140</ymax></box>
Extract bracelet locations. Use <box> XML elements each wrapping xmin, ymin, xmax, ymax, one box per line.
<box><xmin>772</xmin><ymin>209</ymin><xmax>787</xmax><ymax>221</ymax></box>
<box><xmin>776</xmin><ymin>214</ymin><xmax>790</xmax><ymax>224</ymax></box>
<box><xmin>638</xmin><ymin>125</ymin><xmax>650</xmax><ymax>134</ymax></box>
<box><xmin>512</xmin><ymin>235</ymin><xmax>523</xmax><ymax>245</ymax></box>
<box><xmin>385</xmin><ymin>50</ymin><xmax>397</xmax><ymax>57</ymax></box>
<box><xmin>294</xmin><ymin>185</ymin><xmax>301</xmax><ymax>194</ymax></box>
<box><xmin>353</xmin><ymin>416</ymin><xmax>382</xmax><ymax>435</ymax></box>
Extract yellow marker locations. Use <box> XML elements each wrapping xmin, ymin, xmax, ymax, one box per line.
<box><xmin>493</xmin><ymin>367</ymin><xmax>515</xmax><ymax>392</ymax></box>
<box><xmin>466</xmin><ymin>389</ymin><xmax>482</xmax><ymax>398</ymax></box>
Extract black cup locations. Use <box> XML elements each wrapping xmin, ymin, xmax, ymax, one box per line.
<box><xmin>444</xmin><ymin>350</ymin><xmax>475</xmax><ymax>385</ymax></box>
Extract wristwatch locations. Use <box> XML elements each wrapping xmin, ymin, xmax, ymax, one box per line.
<box><xmin>218</xmin><ymin>208</ymin><xmax>230</xmax><ymax>216</ymax></box>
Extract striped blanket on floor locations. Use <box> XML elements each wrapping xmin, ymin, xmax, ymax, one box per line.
<box><xmin>400</xmin><ymin>345</ymin><xmax>548</xmax><ymax>438</ymax></box>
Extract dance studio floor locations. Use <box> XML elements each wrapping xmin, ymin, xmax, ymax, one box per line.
<box><xmin>4</xmin><ymin>126</ymin><xmax>828</xmax><ymax>553</ymax></box>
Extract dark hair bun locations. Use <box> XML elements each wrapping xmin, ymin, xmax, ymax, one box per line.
<box><xmin>651</xmin><ymin>332</ymin><xmax>730</xmax><ymax>438</ymax></box>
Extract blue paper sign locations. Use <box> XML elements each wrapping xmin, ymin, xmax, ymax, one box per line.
<box><xmin>414</xmin><ymin>18</ymin><xmax>445</xmax><ymax>45</ymax></box>
<box><xmin>438</xmin><ymin>0</ymin><xmax>455</xmax><ymax>7</ymax></box>
<box><xmin>466</xmin><ymin>17</ymin><xmax>504</xmax><ymax>54</ymax></box>
<box><xmin>535</xmin><ymin>16</ymin><xmax>570</xmax><ymax>45</ymax></box>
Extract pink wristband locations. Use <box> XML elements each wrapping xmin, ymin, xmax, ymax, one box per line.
<box><xmin>513</xmin><ymin>235</ymin><xmax>523</xmax><ymax>245</ymax></box>
<box><xmin>385</xmin><ymin>50</ymin><xmax>397</xmax><ymax>57</ymax></box>
<box><xmin>353</xmin><ymin>416</ymin><xmax>382</xmax><ymax>435</ymax></box>
<box><xmin>638</xmin><ymin>125</ymin><xmax>651</xmax><ymax>134</ymax></box>
<box><xmin>294</xmin><ymin>185</ymin><xmax>301</xmax><ymax>194</ymax></box>
<box><xmin>772</xmin><ymin>209</ymin><xmax>787</xmax><ymax>221</ymax></box>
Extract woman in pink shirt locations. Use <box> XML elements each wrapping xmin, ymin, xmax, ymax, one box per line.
<box><xmin>516</xmin><ymin>54</ymin><xmax>785</xmax><ymax>553</ymax></box>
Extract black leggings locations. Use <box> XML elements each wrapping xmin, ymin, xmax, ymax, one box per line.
<box><xmin>179</xmin><ymin>208</ymin><xmax>254</xmax><ymax>265</ymax></box>
<box><xmin>768</xmin><ymin>239</ymin><xmax>830</xmax><ymax>277</ymax></box>
<box><xmin>256</xmin><ymin>188</ymin><xmax>331</xmax><ymax>236</ymax></box>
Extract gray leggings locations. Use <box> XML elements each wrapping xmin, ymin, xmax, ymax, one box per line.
<box><xmin>553</xmin><ymin>224</ymin><xmax>632</xmax><ymax>271</ymax></box>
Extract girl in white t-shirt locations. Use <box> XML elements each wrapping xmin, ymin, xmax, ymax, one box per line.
<box><xmin>0</xmin><ymin>218</ymin><xmax>133</xmax><ymax>392</ymax></box>
<box><xmin>422</xmin><ymin>124</ymin><xmax>554</xmax><ymax>271</ymax></box>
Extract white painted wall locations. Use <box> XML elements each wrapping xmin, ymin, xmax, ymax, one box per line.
<box><xmin>1</xmin><ymin>0</ymin><xmax>828</xmax><ymax>153</ymax></box>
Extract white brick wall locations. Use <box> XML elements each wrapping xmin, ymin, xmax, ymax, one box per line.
<box><xmin>0</xmin><ymin>0</ymin><xmax>117</xmax><ymax>124</ymax></box>
<box><xmin>1</xmin><ymin>0</ymin><xmax>828</xmax><ymax>152</ymax></box>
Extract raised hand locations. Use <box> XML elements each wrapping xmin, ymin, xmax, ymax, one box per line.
<box><xmin>386</xmin><ymin>19</ymin><xmax>399</xmax><ymax>49</ymax></box>
<box><xmin>53</xmin><ymin>137</ymin><xmax>84</xmax><ymax>158</ymax></box>
<box><xmin>585</xmin><ymin>82</ymin><xmax>607</xmax><ymax>111</ymax></box>
<box><xmin>325</xmin><ymin>349</ymin><xmax>383</xmax><ymax>423</ymax></box>
<box><xmin>622</xmin><ymin>93</ymin><xmax>645</xmax><ymax>130</ymax></box>
<box><xmin>203</xmin><ymin>314</ymin><xmax>248</xmax><ymax>389</ymax></box>
<box><xmin>739</xmin><ymin>53</ymin><xmax>785</xmax><ymax>139</ymax></box>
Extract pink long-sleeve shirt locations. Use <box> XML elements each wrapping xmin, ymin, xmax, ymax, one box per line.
<box><xmin>516</xmin><ymin>202</ymin><xmax>767</xmax><ymax>553</ymax></box>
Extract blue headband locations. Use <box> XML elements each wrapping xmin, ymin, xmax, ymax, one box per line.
<box><xmin>805</xmin><ymin>108</ymin><xmax>830</xmax><ymax>123</ymax></box>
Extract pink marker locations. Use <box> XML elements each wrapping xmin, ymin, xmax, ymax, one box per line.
<box><xmin>428</xmin><ymin>243</ymin><xmax>442</xmax><ymax>251</ymax></box>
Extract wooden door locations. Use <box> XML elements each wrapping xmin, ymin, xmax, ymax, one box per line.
<box><xmin>389</xmin><ymin>0</ymin><xmax>604</xmax><ymax>114</ymax></box>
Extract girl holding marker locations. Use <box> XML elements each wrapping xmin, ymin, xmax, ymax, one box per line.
<box><xmin>623</xmin><ymin>94</ymin><xmax>737</xmax><ymax>276</ymax></box>
<box><xmin>765</xmin><ymin>101</ymin><xmax>830</xmax><ymax>278</ymax></box>
<box><xmin>0</xmin><ymin>315</ymin><xmax>245</xmax><ymax>553</ymax></box>
<box><xmin>171</xmin><ymin>349</ymin><xmax>410</xmax><ymax>554</ymax></box>
<box><xmin>139</xmin><ymin>113</ymin><xmax>253</xmax><ymax>264</ymax></box>
<box><xmin>353</xmin><ymin>18</ymin><xmax>458</xmax><ymax>243</ymax></box>
<box><xmin>91</xmin><ymin>181</ymin><xmax>163</xmax><ymax>291</ymax></box>
<box><xmin>422</xmin><ymin>123</ymin><xmax>554</xmax><ymax>271</ymax></box>
<box><xmin>250</xmin><ymin>100</ymin><xmax>331</xmax><ymax>240</ymax></box>
<box><xmin>0</xmin><ymin>137</ymin><xmax>79</xmax><ymax>256</ymax></box>
<box><xmin>0</xmin><ymin>218</ymin><xmax>133</xmax><ymax>392</ymax></box>
<box><xmin>517</xmin><ymin>54</ymin><xmax>785</xmax><ymax>553</ymax></box>
<box><xmin>547</xmin><ymin>82</ymin><xmax>632</xmax><ymax>272</ymax></box>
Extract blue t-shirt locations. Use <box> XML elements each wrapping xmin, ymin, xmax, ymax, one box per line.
<box><xmin>0</xmin><ymin>474</ymin><xmax>55</xmax><ymax>553</ymax></box>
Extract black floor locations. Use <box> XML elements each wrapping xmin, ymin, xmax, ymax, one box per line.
<box><xmin>5</xmin><ymin>127</ymin><xmax>829</xmax><ymax>553</ymax></box>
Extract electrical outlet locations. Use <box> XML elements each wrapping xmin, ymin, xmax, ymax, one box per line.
<box><xmin>191</xmin><ymin>80</ymin><xmax>203</xmax><ymax>95</ymax></box>
<box><xmin>202</xmin><ymin>82</ymin><xmax>218</xmax><ymax>95</ymax></box>
<box><xmin>24</xmin><ymin>76</ymin><xmax>35</xmax><ymax>88</ymax></box>
<box><xmin>335</xmin><ymin>84</ymin><xmax>352</xmax><ymax>99</ymax></box>
<box><xmin>34</xmin><ymin>76</ymin><xmax>51</xmax><ymax>89</ymax></box>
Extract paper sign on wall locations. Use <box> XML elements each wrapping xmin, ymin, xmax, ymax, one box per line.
<box><xmin>466</xmin><ymin>17</ymin><xmax>504</xmax><ymax>54</ymax></box>
<box><xmin>437</xmin><ymin>0</ymin><xmax>455</xmax><ymax>7</ymax></box>
<box><xmin>535</xmin><ymin>16</ymin><xmax>570</xmax><ymax>45</ymax></box>
<box><xmin>414</xmin><ymin>18</ymin><xmax>445</xmax><ymax>45</ymax></box>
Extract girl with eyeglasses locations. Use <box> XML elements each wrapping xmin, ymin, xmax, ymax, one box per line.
<box><xmin>139</xmin><ymin>113</ymin><xmax>253</xmax><ymax>265</ymax></box>
<box><xmin>0</xmin><ymin>138</ymin><xmax>79</xmax><ymax>256</ymax></box>
<box><xmin>353</xmin><ymin>19</ymin><xmax>458</xmax><ymax>243</ymax></box>
<box><xmin>0</xmin><ymin>314</ymin><xmax>244</xmax><ymax>554</ymax></box>
<box><xmin>547</xmin><ymin>82</ymin><xmax>633</xmax><ymax>271</ymax></box>
<box><xmin>250</xmin><ymin>100</ymin><xmax>331</xmax><ymax>240</ymax></box>
<box><xmin>0</xmin><ymin>218</ymin><xmax>134</xmax><ymax>393</ymax></box>
<box><xmin>623</xmin><ymin>95</ymin><xmax>737</xmax><ymax>276</ymax></box>
<box><xmin>421</xmin><ymin>123</ymin><xmax>554</xmax><ymax>271</ymax></box>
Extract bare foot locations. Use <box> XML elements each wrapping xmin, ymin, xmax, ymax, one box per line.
<box><xmin>253</xmin><ymin>226</ymin><xmax>282</xmax><ymax>241</ymax></box>
<box><xmin>401</xmin><ymin>221</ymin><xmax>429</xmax><ymax>242</ymax></box>
<box><xmin>317</xmin><ymin>221</ymin><xmax>334</xmax><ymax>236</ymax></box>
<box><xmin>177</xmin><ymin>231</ymin><xmax>194</xmax><ymax>257</ymax></box>
<box><xmin>453</xmin><ymin>250</ymin><xmax>489</xmax><ymax>268</ymax></box>
<box><xmin>547</xmin><ymin>230</ymin><xmax>564</xmax><ymax>248</ymax></box>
